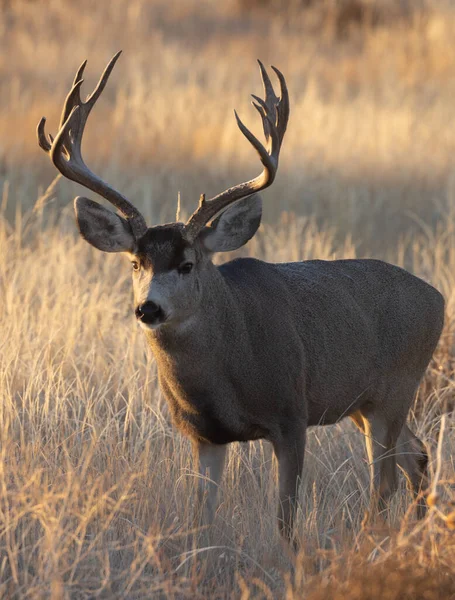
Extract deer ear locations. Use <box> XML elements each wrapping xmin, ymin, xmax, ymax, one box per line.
<box><xmin>199</xmin><ymin>194</ymin><xmax>262</xmax><ymax>253</ymax></box>
<box><xmin>74</xmin><ymin>196</ymin><xmax>135</xmax><ymax>253</ymax></box>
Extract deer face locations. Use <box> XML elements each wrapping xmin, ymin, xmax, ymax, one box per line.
<box><xmin>74</xmin><ymin>194</ymin><xmax>262</xmax><ymax>330</ymax></box>
<box><xmin>131</xmin><ymin>225</ymin><xmax>204</xmax><ymax>329</ymax></box>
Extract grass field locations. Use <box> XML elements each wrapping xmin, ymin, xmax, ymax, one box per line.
<box><xmin>1</xmin><ymin>0</ymin><xmax>455</xmax><ymax>597</ymax></box>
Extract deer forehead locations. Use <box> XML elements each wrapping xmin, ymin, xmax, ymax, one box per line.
<box><xmin>134</xmin><ymin>224</ymin><xmax>194</xmax><ymax>273</ymax></box>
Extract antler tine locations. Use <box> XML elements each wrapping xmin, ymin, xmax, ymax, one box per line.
<box><xmin>256</xmin><ymin>59</ymin><xmax>279</xmax><ymax>144</ymax></box>
<box><xmin>235</xmin><ymin>110</ymin><xmax>275</xmax><ymax>175</ymax></box>
<box><xmin>36</xmin><ymin>52</ymin><xmax>147</xmax><ymax>239</ymax></box>
<box><xmin>185</xmin><ymin>62</ymin><xmax>289</xmax><ymax>243</ymax></box>
<box><xmin>37</xmin><ymin>117</ymin><xmax>52</xmax><ymax>152</ymax></box>
<box><xmin>250</xmin><ymin>97</ymin><xmax>280</xmax><ymax>156</ymax></box>
<box><xmin>271</xmin><ymin>65</ymin><xmax>289</xmax><ymax>141</ymax></box>
<box><xmin>57</xmin><ymin>62</ymin><xmax>87</xmax><ymax>131</ymax></box>
<box><xmin>258</xmin><ymin>59</ymin><xmax>279</xmax><ymax>106</ymax></box>
<box><xmin>51</xmin><ymin>106</ymin><xmax>83</xmax><ymax>167</ymax></box>
<box><xmin>74</xmin><ymin>59</ymin><xmax>88</xmax><ymax>85</ymax></box>
<box><xmin>86</xmin><ymin>51</ymin><xmax>121</xmax><ymax>106</ymax></box>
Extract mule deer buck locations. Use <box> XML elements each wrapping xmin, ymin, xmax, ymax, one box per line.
<box><xmin>37</xmin><ymin>52</ymin><xmax>444</xmax><ymax>542</ymax></box>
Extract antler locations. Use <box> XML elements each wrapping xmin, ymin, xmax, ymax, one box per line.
<box><xmin>37</xmin><ymin>51</ymin><xmax>147</xmax><ymax>239</ymax></box>
<box><xmin>184</xmin><ymin>60</ymin><xmax>289</xmax><ymax>243</ymax></box>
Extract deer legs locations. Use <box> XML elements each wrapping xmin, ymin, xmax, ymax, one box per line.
<box><xmin>362</xmin><ymin>413</ymin><xmax>401</xmax><ymax>514</ymax></box>
<box><xmin>272</xmin><ymin>426</ymin><xmax>306</xmax><ymax>544</ymax></box>
<box><xmin>351</xmin><ymin>400</ymin><xmax>428</xmax><ymax>519</ymax></box>
<box><xmin>193</xmin><ymin>441</ymin><xmax>227</xmax><ymax>528</ymax></box>
<box><xmin>193</xmin><ymin>433</ymin><xmax>306</xmax><ymax>544</ymax></box>
<box><xmin>396</xmin><ymin>423</ymin><xmax>429</xmax><ymax>519</ymax></box>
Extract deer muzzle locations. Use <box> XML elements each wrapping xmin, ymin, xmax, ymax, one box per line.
<box><xmin>135</xmin><ymin>301</ymin><xmax>166</xmax><ymax>327</ymax></box>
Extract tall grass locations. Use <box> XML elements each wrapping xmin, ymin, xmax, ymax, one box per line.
<box><xmin>0</xmin><ymin>198</ymin><xmax>454</xmax><ymax>597</ymax></box>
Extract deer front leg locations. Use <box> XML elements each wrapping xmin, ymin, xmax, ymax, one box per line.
<box><xmin>193</xmin><ymin>441</ymin><xmax>227</xmax><ymax>529</ymax></box>
<box><xmin>272</xmin><ymin>426</ymin><xmax>306</xmax><ymax>545</ymax></box>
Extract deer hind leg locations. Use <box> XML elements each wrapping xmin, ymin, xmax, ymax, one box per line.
<box><xmin>361</xmin><ymin>412</ymin><xmax>401</xmax><ymax>516</ymax></box>
<box><xmin>396</xmin><ymin>424</ymin><xmax>428</xmax><ymax>519</ymax></box>
<box><xmin>193</xmin><ymin>441</ymin><xmax>227</xmax><ymax>529</ymax></box>
<box><xmin>350</xmin><ymin>410</ymin><xmax>366</xmax><ymax>433</ymax></box>
<box><xmin>272</xmin><ymin>424</ymin><xmax>306</xmax><ymax>546</ymax></box>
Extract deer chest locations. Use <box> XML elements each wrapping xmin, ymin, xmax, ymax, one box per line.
<box><xmin>161</xmin><ymin>381</ymin><xmax>267</xmax><ymax>445</ymax></box>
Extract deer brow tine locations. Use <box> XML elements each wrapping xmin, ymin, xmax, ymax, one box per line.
<box><xmin>37</xmin><ymin>117</ymin><xmax>51</xmax><ymax>152</ymax></box>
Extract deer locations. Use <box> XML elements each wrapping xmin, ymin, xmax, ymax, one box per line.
<box><xmin>37</xmin><ymin>52</ymin><xmax>444</xmax><ymax>543</ymax></box>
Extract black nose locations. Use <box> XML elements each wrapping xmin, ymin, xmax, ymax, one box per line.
<box><xmin>135</xmin><ymin>301</ymin><xmax>164</xmax><ymax>324</ymax></box>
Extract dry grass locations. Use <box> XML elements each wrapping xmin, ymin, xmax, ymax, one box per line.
<box><xmin>2</xmin><ymin>0</ymin><xmax>455</xmax><ymax>597</ymax></box>
<box><xmin>0</xmin><ymin>201</ymin><xmax>454</xmax><ymax>598</ymax></box>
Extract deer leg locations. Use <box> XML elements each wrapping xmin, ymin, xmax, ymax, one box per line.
<box><xmin>396</xmin><ymin>424</ymin><xmax>428</xmax><ymax>519</ymax></box>
<box><xmin>272</xmin><ymin>426</ymin><xmax>306</xmax><ymax>545</ymax></box>
<box><xmin>193</xmin><ymin>441</ymin><xmax>227</xmax><ymax>528</ymax></box>
<box><xmin>362</xmin><ymin>413</ymin><xmax>400</xmax><ymax>516</ymax></box>
<box><xmin>350</xmin><ymin>410</ymin><xmax>366</xmax><ymax>433</ymax></box>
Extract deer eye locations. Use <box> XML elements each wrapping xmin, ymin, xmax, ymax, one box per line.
<box><xmin>132</xmin><ymin>261</ymin><xmax>140</xmax><ymax>272</ymax></box>
<box><xmin>178</xmin><ymin>262</ymin><xmax>193</xmax><ymax>275</ymax></box>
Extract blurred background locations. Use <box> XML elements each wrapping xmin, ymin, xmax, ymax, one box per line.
<box><xmin>3</xmin><ymin>0</ymin><xmax>455</xmax><ymax>254</ymax></box>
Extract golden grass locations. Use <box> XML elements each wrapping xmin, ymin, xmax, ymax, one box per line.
<box><xmin>2</xmin><ymin>0</ymin><xmax>455</xmax><ymax>596</ymax></box>
<box><xmin>0</xmin><ymin>202</ymin><xmax>454</xmax><ymax>598</ymax></box>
